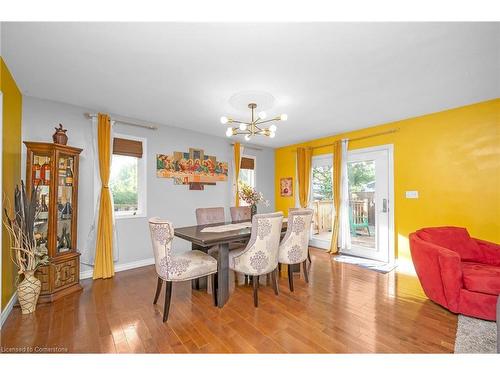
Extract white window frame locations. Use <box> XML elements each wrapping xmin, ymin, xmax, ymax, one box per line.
<box><xmin>111</xmin><ymin>132</ymin><xmax>147</xmax><ymax>219</ymax></box>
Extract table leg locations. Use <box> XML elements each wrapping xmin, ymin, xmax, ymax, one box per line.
<box><xmin>217</xmin><ymin>242</ymin><xmax>229</xmax><ymax>308</ymax></box>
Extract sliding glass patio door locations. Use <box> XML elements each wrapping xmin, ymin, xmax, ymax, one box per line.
<box><xmin>341</xmin><ymin>145</ymin><xmax>393</xmax><ymax>263</ymax></box>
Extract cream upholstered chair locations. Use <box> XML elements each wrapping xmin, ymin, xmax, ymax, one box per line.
<box><xmin>229</xmin><ymin>212</ymin><xmax>283</xmax><ymax>307</ymax></box>
<box><xmin>278</xmin><ymin>209</ymin><xmax>313</xmax><ymax>292</ymax></box>
<box><xmin>149</xmin><ymin>217</ymin><xmax>218</xmax><ymax>321</ymax></box>
<box><xmin>288</xmin><ymin>207</ymin><xmax>312</xmax><ymax>263</ymax></box>
<box><xmin>230</xmin><ymin>206</ymin><xmax>251</xmax><ymax>222</ymax></box>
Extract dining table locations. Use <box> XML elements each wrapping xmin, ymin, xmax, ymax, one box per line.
<box><xmin>174</xmin><ymin>219</ymin><xmax>287</xmax><ymax>308</ymax></box>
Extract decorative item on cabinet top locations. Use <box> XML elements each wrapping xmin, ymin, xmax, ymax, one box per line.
<box><xmin>24</xmin><ymin>141</ymin><xmax>83</xmax><ymax>303</ymax></box>
<box><xmin>52</xmin><ymin>123</ymin><xmax>69</xmax><ymax>145</ymax></box>
<box><xmin>156</xmin><ymin>147</ymin><xmax>228</xmax><ymax>190</ymax></box>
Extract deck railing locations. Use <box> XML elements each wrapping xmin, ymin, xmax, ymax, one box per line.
<box><xmin>311</xmin><ymin>197</ymin><xmax>373</xmax><ymax>234</ymax></box>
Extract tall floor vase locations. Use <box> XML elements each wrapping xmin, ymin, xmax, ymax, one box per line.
<box><xmin>17</xmin><ymin>271</ymin><xmax>41</xmax><ymax>314</ymax></box>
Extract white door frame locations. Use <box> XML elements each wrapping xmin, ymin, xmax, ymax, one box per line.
<box><xmin>344</xmin><ymin>144</ymin><xmax>395</xmax><ymax>264</ymax></box>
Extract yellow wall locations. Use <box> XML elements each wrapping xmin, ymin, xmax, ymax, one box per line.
<box><xmin>275</xmin><ymin>99</ymin><xmax>500</xmax><ymax>261</ymax></box>
<box><xmin>1</xmin><ymin>57</ymin><xmax>23</xmax><ymax>309</ymax></box>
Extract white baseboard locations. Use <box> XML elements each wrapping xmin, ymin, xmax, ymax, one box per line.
<box><xmin>80</xmin><ymin>257</ymin><xmax>155</xmax><ymax>280</ymax></box>
<box><xmin>0</xmin><ymin>292</ymin><xmax>18</xmax><ymax>329</ymax></box>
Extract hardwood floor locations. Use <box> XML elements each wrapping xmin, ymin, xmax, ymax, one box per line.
<box><xmin>0</xmin><ymin>248</ymin><xmax>457</xmax><ymax>353</ymax></box>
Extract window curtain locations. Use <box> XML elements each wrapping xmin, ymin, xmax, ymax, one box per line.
<box><xmin>232</xmin><ymin>142</ymin><xmax>243</xmax><ymax>207</ymax></box>
<box><xmin>338</xmin><ymin>139</ymin><xmax>352</xmax><ymax>250</ymax></box>
<box><xmin>91</xmin><ymin>113</ymin><xmax>116</xmax><ymax>279</ymax></box>
<box><xmin>296</xmin><ymin>147</ymin><xmax>312</xmax><ymax>208</ymax></box>
<box><xmin>329</xmin><ymin>140</ymin><xmax>342</xmax><ymax>254</ymax></box>
<box><xmin>82</xmin><ymin>117</ymin><xmax>119</xmax><ymax>267</ymax></box>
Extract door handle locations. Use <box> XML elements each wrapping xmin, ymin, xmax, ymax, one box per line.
<box><xmin>382</xmin><ymin>199</ymin><xmax>388</xmax><ymax>213</ymax></box>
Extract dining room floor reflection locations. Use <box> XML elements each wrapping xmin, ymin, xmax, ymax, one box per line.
<box><xmin>0</xmin><ymin>248</ymin><xmax>457</xmax><ymax>353</ymax></box>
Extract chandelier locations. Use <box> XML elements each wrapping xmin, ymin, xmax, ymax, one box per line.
<box><xmin>221</xmin><ymin>103</ymin><xmax>287</xmax><ymax>141</ymax></box>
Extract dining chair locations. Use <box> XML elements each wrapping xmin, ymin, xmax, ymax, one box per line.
<box><xmin>278</xmin><ymin>209</ymin><xmax>314</xmax><ymax>291</ymax></box>
<box><xmin>195</xmin><ymin>207</ymin><xmax>225</xmax><ymax>225</ymax></box>
<box><xmin>288</xmin><ymin>207</ymin><xmax>312</xmax><ymax>263</ymax></box>
<box><xmin>149</xmin><ymin>217</ymin><xmax>218</xmax><ymax>322</ymax></box>
<box><xmin>229</xmin><ymin>212</ymin><xmax>283</xmax><ymax>307</ymax></box>
<box><xmin>230</xmin><ymin>206</ymin><xmax>251</xmax><ymax>222</ymax></box>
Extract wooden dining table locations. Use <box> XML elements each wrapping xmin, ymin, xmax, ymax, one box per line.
<box><xmin>174</xmin><ymin>220</ymin><xmax>287</xmax><ymax>308</ymax></box>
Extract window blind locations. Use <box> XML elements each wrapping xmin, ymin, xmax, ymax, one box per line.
<box><xmin>113</xmin><ymin>138</ymin><xmax>143</xmax><ymax>158</ymax></box>
<box><xmin>240</xmin><ymin>157</ymin><xmax>254</xmax><ymax>170</ymax></box>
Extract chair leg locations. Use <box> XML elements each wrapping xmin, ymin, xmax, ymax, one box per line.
<box><xmin>153</xmin><ymin>277</ymin><xmax>163</xmax><ymax>304</ymax></box>
<box><xmin>271</xmin><ymin>268</ymin><xmax>279</xmax><ymax>295</ymax></box>
<box><xmin>288</xmin><ymin>265</ymin><xmax>294</xmax><ymax>292</ymax></box>
<box><xmin>163</xmin><ymin>281</ymin><xmax>173</xmax><ymax>322</ymax></box>
<box><xmin>194</xmin><ymin>278</ymin><xmax>200</xmax><ymax>290</ymax></box>
<box><xmin>253</xmin><ymin>275</ymin><xmax>259</xmax><ymax>307</ymax></box>
<box><xmin>244</xmin><ymin>275</ymin><xmax>248</xmax><ymax>285</ymax></box>
<box><xmin>307</xmin><ymin>249</ymin><xmax>312</xmax><ymax>263</ymax></box>
<box><xmin>211</xmin><ymin>273</ymin><xmax>218</xmax><ymax>307</ymax></box>
<box><xmin>302</xmin><ymin>260</ymin><xmax>309</xmax><ymax>283</ymax></box>
<box><xmin>278</xmin><ymin>263</ymin><xmax>282</xmax><ymax>276</ymax></box>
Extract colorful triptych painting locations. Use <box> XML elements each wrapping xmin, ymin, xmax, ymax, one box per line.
<box><xmin>157</xmin><ymin>148</ymin><xmax>229</xmax><ymax>190</ymax></box>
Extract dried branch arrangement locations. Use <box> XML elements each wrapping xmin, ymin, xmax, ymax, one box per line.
<box><xmin>3</xmin><ymin>181</ymin><xmax>49</xmax><ymax>276</ymax></box>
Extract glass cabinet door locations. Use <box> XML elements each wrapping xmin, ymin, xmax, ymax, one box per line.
<box><xmin>32</xmin><ymin>153</ymin><xmax>52</xmax><ymax>256</ymax></box>
<box><xmin>56</xmin><ymin>154</ymin><xmax>75</xmax><ymax>253</ymax></box>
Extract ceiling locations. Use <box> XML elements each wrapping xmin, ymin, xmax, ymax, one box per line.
<box><xmin>2</xmin><ymin>22</ymin><xmax>499</xmax><ymax>147</ymax></box>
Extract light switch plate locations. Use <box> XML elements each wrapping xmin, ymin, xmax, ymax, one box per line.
<box><xmin>405</xmin><ymin>191</ymin><xmax>419</xmax><ymax>199</ymax></box>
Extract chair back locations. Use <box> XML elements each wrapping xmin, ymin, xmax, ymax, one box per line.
<box><xmin>230</xmin><ymin>206</ymin><xmax>251</xmax><ymax>222</ymax></box>
<box><xmin>148</xmin><ymin>217</ymin><xmax>175</xmax><ymax>279</ymax></box>
<box><xmin>232</xmin><ymin>212</ymin><xmax>283</xmax><ymax>276</ymax></box>
<box><xmin>195</xmin><ymin>207</ymin><xmax>225</xmax><ymax>225</ymax></box>
<box><xmin>279</xmin><ymin>209</ymin><xmax>313</xmax><ymax>264</ymax></box>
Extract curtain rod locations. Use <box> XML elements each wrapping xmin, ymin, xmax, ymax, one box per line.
<box><xmin>85</xmin><ymin>113</ymin><xmax>158</xmax><ymax>130</ymax></box>
<box><xmin>230</xmin><ymin>143</ymin><xmax>263</xmax><ymax>151</ymax></box>
<box><xmin>291</xmin><ymin>128</ymin><xmax>399</xmax><ymax>152</ymax></box>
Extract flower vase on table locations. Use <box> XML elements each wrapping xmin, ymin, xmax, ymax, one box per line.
<box><xmin>251</xmin><ymin>204</ymin><xmax>257</xmax><ymax>219</ymax></box>
<box><xmin>238</xmin><ymin>182</ymin><xmax>269</xmax><ymax>219</ymax></box>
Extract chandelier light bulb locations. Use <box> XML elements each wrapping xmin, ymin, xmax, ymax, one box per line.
<box><xmin>269</xmin><ymin>124</ymin><xmax>277</xmax><ymax>132</ymax></box>
<box><xmin>280</xmin><ymin>113</ymin><xmax>288</xmax><ymax>121</ymax></box>
<box><xmin>244</xmin><ymin>134</ymin><xmax>251</xmax><ymax>141</ymax></box>
<box><xmin>239</xmin><ymin>123</ymin><xmax>247</xmax><ymax>131</ymax></box>
<box><xmin>225</xmin><ymin>127</ymin><xmax>233</xmax><ymax>137</ymax></box>
<box><xmin>220</xmin><ymin>116</ymin><xmax>229</xmax><ymax>124</ymax></box>
<box><xmin>269</xmin><ymin>131</ymin><xmax>276</xmax><ymax>138</ymax></box>
<box><xmin>258</xmin><ymin>111</ymin><xmax>267</xmax><ymax>119</ymax></box>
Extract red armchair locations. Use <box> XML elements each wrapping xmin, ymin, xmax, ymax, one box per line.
<box><xmin>409</xmin><ymin>227</ymin><xmax>500</xmax><ymax>321</ymax></box>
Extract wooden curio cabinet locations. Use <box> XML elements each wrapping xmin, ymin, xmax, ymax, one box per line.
<box><xmin>24</xmin><ymin>141</ymin><xmax>83</xmax><ymax>303</ymax></box>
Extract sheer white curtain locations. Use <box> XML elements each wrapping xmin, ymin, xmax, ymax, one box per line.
<box><xmin>231</xmin><ymin>144</ymin><xmax>244</xmax><ymax>206</ymax></box>
<box><xmin>82</xmin><ymin>117</ymin><xmax>119</xmax><ymax>265</ymax></box>
<box><xmin>338</xmin><ymin>139</ymin><xmax>352</xmax><ymax>250</ymax></box>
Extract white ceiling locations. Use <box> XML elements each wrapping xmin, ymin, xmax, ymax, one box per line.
<box><xmin>2</xmin><ymin>22</ymin><xmax>499</xmax><ymax>147</ymax></box>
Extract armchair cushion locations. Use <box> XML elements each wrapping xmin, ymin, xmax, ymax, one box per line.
<box><xmin>462</xmin><ymin>262</ymin><xmax>500</xmax><ymax>295</ymax></box>
<box><xmin>474</xmin><ymin>238</ymin><xmax>500</xmax><ymax>266</ymax></box>
<box><xmin>417</xmin><ymin>227</ymin><xmax>482</xmax><ymax>262</ymax></box>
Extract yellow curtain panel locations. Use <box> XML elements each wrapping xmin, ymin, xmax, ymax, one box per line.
<box><xmin>296</xmin><ymin>147</ymin><xmax>312</xmax><ymax>208</ymax></box>
<box><xmin>234</xmin><ymin>142</ymin><xmax>241</xmax><ymax>207</ymax></box>
<box><xmin>329</xmin><ymin>141</ymin><xmax>342</xmax><ymax>254</ymax></box>
<box><xmin>93</xmin><ymin>113</ymin><xmax>115</xmax><ymax>279</ymax></box>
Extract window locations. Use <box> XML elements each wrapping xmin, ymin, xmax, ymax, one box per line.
<box><xmin>109</xmin><ymin>134</ymin><xmax>146</xmax><ymax>218</ymax></box>
<box><xmin>238</xmin><ymin>156</ymin><xmax>256</xmax><ymax>206</ymax></box>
